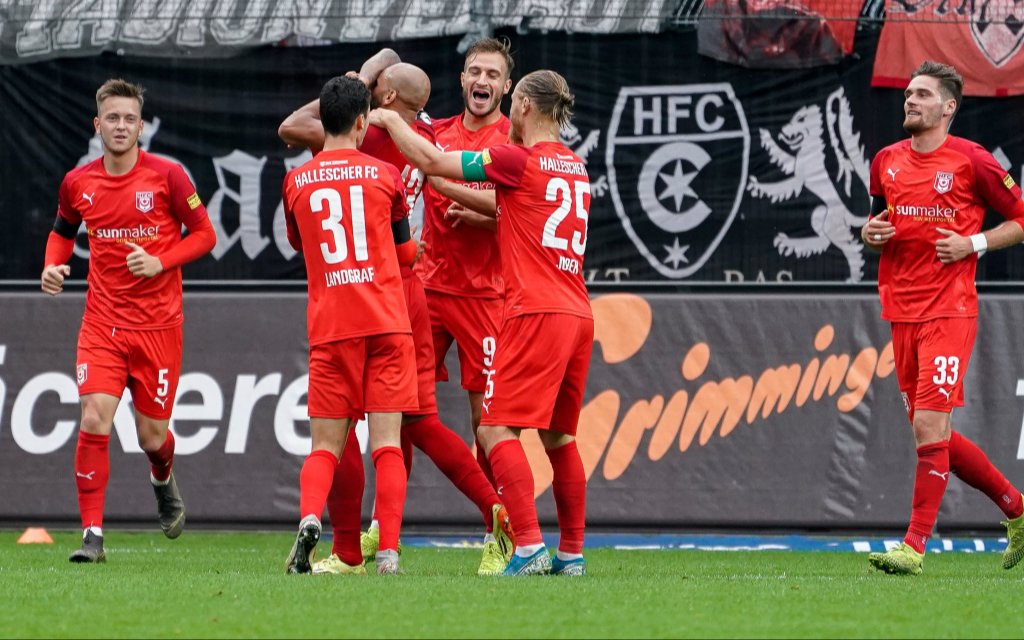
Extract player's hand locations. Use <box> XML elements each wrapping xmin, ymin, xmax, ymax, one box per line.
<box><xmin>445</xmin><ymin>203</ymin><xmax>471</xmax><ymax>228</ymax></box>
<box><xmin>345</xmin><ymin>70</ymin><xmax>371</xmax><ymax>88</ymax></box>
<box><xmin>367</xmin><ymin>108</ymin><xmax>392</xmax><ymax>128</ymax></box>
<box><xmin>125</xmin><ymin>242</ymin><xmax>164</xmax><ymax>278</ymax></box>
<box><xmin>861</xmin><ymin>210</ymin><xmax>894</xmax><ymax>248</ymax></box>
<box><xmin>411</xmin><ymin>225</ymin><xmax>427</xmax><ymax>264</ymax></box>
<box><xmin>445</xmin><ymin>204</ymin><xmax>497</xmax><ymax>231</ymax></box>
<box><xmin>41</xmin><ymin>264</ymin><xmax>71</xmax><ymax>296</ymax></box>
<box><xmin>935</xmin><ymin>228</ymin><xmax>973</xmax><ymax>264</ymax></box>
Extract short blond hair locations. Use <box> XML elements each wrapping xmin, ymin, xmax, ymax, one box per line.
<box><xmin>95</xmin><ymin>78</ymin><xmax>145</xmax><ymax>114</ymax></box>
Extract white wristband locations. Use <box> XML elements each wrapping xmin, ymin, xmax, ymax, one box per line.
<box><xmin>969</xmin><ymin>233</ymin><xmax>988</xmax><ymax>253</ymax></box>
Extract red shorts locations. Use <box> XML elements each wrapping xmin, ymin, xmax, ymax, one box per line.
<box><xmin>404</xmin><ymin>273</ymin><xmax>437</xmax><ymax>416</ymax></box>
<box><xmin>425</xmin><ymin>290</ymin><xmax>502</xmax><ymax>393</ymax></box>
<box><xmin>308</xmin><ymin>333</ymin><xmax>418</xmax><ymax>420</ymax></box>
<box><xmin>76</xmin><ymin>320</ymin><xmax>182</xmax><ymax>421</ymax></box>
<box><xmin>479</xmin><ymin>313</ymin><xmax>594</xmax><ymax>434</ymax></box>
<box><xmin>891</xmin><ymin>317</ymin><xmax>977</xmax><ymax>421</ymax></box>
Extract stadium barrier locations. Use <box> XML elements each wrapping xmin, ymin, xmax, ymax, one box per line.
<box><xmin>2</xmin><ymin>291</ymin><xmax>1023</xmax><ymax>531</ymax></box>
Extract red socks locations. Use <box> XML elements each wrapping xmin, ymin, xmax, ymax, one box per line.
<box><xmin>401</xmin><ymin>432</ymin><xmax>414</xmax><ymax>478</ymax></box>
<box><xmin>146</xmin><ymin>430</ymin><xmax>175</xmax><ymax>482</ymax></box>
<box><xmin>488</xmin><ymin>439</ymin><xmax>542</xmax><ymax>546</ymax></box>
<box><xmin>949</xmin><ymin>431</ymin><xmax>1024</xmax><ymax>519</ymax></box>
<box><xmin>75</xmin><ymin>431</ymin><xmax>110</xmax><ymax>529</ymax></box>
<box><xmin>372</xmin><ymin>434</ymin><xmax>414</xmax><ymax>524</ymax></box>
<box><xmin>476</xmin><ymin>440</ymin><xmax>497</xmax><ymax>490</ymax></box>
<box><xmin>545</xmin><ymin>441</ymin><xmax>587</xmax><ymax>554</ymax></box>
<box><xmin>405</xmin><ymin>415</ymin><xmax>500</xmax><ymax>530</ymax></box>
<box><xmin>299</xmin><ymin>449</ymin><xmax>338</xmax><ymax>520</ymax></box>
<box><xmin>327</xmin><ymin>434</ymin><xmax>364</xmax><ymax>566</ymax></box>
<box><xmin>372</xmin><ymin>446</ymin><xmax>407</xmax><ymax>553</ymax></box>
<box><xmin>904</xmin><ymin>440</ymin><xmax>950</xmax><ymax>553</ymax></box>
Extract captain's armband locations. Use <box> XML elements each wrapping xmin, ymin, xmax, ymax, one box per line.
<box><xmin>461</xmin><ymin>151</ymin><xmax>488</xmax><ymax>182</ymax></box>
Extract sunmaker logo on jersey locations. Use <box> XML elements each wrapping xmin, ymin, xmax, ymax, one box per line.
<box><xmin>606</xmin><ymin>84</ymin><xmax>749</xmax><ymax>278</ymax></box>
<box><xmin>88</xmin><ymin>224</ymin><xmax>160</xmax><ymax>241</ymax></box>
<box><xmin>892</xmin><ymin>203</ymin><xmax>959</xmax><ymax>220</ymax></box>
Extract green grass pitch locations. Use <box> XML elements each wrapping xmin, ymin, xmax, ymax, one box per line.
<box><xmin>0</xmin><ymin>531</ymin><xmax>1019</xmax><ymax>638</ymax></box>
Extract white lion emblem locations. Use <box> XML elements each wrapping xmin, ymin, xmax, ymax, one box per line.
<box><xmin>747</xmin><ymin>87</ymin><xmax>869</xmax><ymax>282</ymax></box>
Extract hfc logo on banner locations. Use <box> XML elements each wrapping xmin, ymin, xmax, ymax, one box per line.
<box><xmin>606</xmin><ymin>84</ymin><xmax>749</xmax><ymax>278</ymax></box>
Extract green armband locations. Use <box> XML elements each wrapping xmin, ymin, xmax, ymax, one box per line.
<box><xmin>461</xmin><ymin>151</ymin><xmax>488</xmax><ymax>182</ymax></box>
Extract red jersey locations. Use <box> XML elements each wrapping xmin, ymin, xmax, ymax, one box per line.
<box><xmin>417</xmin><ymin>114</ymin><xmax>510</xmax><ymax>298</ymax></box>
<box><xmin>282</xmin><ymin>148</ymin><xmax>411</xmax><ymax>345</ymax></box>
<box><xmin>480</xmin><ymin>141</ymin><xmax>592</xmax><ymax>320</ymax></box>
<box><xmin>360</xmin><ymin>117</ymin><xmax>436</xmax><ymax>278</ymax></box>
<box><xmin>870</xmin><ymin>135</ymin><xmax>1024</xmax><ymax>321</ymax></box>
<box><xmin>56</xmin><ymin>150</ymin><xmax>208</xmax><ymax>329</ymax></box>
<box><xmin>360</xmin><ymin>117</ymin><xmax>435</xmax><ymax>220</ymax></box>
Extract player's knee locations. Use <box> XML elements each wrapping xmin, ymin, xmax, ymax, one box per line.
<box><xmin>79</xmin><ymin>402</ymin><xmax>114</xmax><ymax>435</ymax></box>
<box><xmin>477</xmin><ymin>425</ymin><xmax>516</xmax><ymax>453</ymax></box>
<box><xmin>137</xmin><ymin>431</ymin><xmax>165</xmax><ymax>452</ymax></box>
<box><xmin>79</xmin><ymin>410</ymin><xmax>107</xmax><ymax>434</ymax></box>
<box><xmin>911</xmin><ymin>412</ymin><xmax>949</xmax><ymax>446</ymax></box>
<box><xmin>539</xmin><ymin>430</ymin><xmax>573</xmax><ymax>450</ymax></box>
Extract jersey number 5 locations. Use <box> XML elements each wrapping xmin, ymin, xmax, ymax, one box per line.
<box><xmin>311</xmin><ymin>187</ymin><xmax>368</xmax><ymax>265</ymax></box>
<box><xmin>542</xmin><ymin>177</ymin><xmax>590</xmax><ymax>256</ymax></box>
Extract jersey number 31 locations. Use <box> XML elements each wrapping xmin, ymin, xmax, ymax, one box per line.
<box><xmin>311</xmin><ymin>187</ymin><xmax>368</xmax><ymax>265</ymax></box>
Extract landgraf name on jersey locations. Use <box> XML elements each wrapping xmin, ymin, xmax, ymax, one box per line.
<box><xmin>892</xmin><ymin>203</ymin><xmax>959</xmax><ymax>219</ymax></box>
<box><xmin>325</xmin><ymin>266</ymin><xmax>375</xmax><ymax>287</ymax></box>
<box><xmin>293</xmin><ymin>165</ymin><xmax>379</xmax><ymax>189</ymax></box>
<box><xmin>539</xmin><ymin>156</ymin><xmax>586</xmax><ymax>176</ymax></box>
<box><xmin>88</xmin><ymin>224</ymin><xmax>159</xmax><ymax>241</ymax></box>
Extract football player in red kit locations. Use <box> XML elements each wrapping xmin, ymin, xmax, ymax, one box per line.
<box><xmin>280</xmin><ymin>58</ymin><xmax>515</xmax><ymax>576</ymax></box>
<box><xmin>281</xmin><ymin>75</ymin><xmax>418</xmax><ymax>575</ymax></box>
<box><xmin>862</xmin><ymin>61</ymin><xmax>1024</xmax><ymax>575</ymax></box>
<box><xmin>42</xmin><ymin>78</ymin><xmax>216</xmax><ymax>563</ymax></box>
<box><xmin>373</xmin><ymin>69</ymin><xmax>593</xmax><ymax>576</ymax></box>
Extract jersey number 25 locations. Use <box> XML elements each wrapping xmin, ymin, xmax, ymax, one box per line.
<box><xmin>311</xmin><ymin>187</ymin><xmax>368</xmax><ymax>265</ymax></box>
<box><xmin>542</xmin><ymin>177</ymin><xmax>590</xmax><ymax>256</ymax></box>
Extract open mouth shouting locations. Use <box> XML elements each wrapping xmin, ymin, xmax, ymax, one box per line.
<box><xmin>469</xmin><ymin>85</ymin><xmax>493</xmax><ymax>111</ymax></box>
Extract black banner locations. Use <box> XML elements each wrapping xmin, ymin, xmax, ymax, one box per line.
<box><xmin>3</xmin><ymin>292</ymin><xmax>1024</xmax><ymax>529</ymax></box>
<box><xmin>3</xmin><ymin>27</ymin><xmax>1024</xmax><ymax>284</ymax></box>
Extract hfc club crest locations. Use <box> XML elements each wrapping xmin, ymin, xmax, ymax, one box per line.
<box><xmin>934</xmin><ymin>171</ymin><xmax>954</xmax><ymax>194</ymax></box>
<box><xmin>136</xmin><ymin>191</ymin><xmax>154</xmax><ymax>213</ymax></box>
<box><xmin>606</xmin><ymin>84</ymin><xmax>749</xmax><ymax>278</ymax></box>
<box><xmin>971</xmin><ymin>0</ymin><xmax>1024</xmax><ymax>67</ymax></box>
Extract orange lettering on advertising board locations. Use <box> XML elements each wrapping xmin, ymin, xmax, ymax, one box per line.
<box><xmin>526</xmin><ymin>294</ymin><xmax>894</xmax><ymax>497</ymax></box>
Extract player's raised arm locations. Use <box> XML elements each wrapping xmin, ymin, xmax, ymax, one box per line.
<box><xmin>370</xmin><ymin>109</ymin><xmax>466</xmax><ymax>180</ymax></box>
<box><xmin>279</xmin><ymin>99</ymin><xmax>325</xmax><ymax>150</ymax></box>
<box><xmin>280</xmin><ymin>49</ymin><xmax>401</xmax><ymax>151</ymax></box>
<box><xmin>357</xmin><ymin>47</ymin><xmax>401</xmax><ymax>88</ymax></box>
